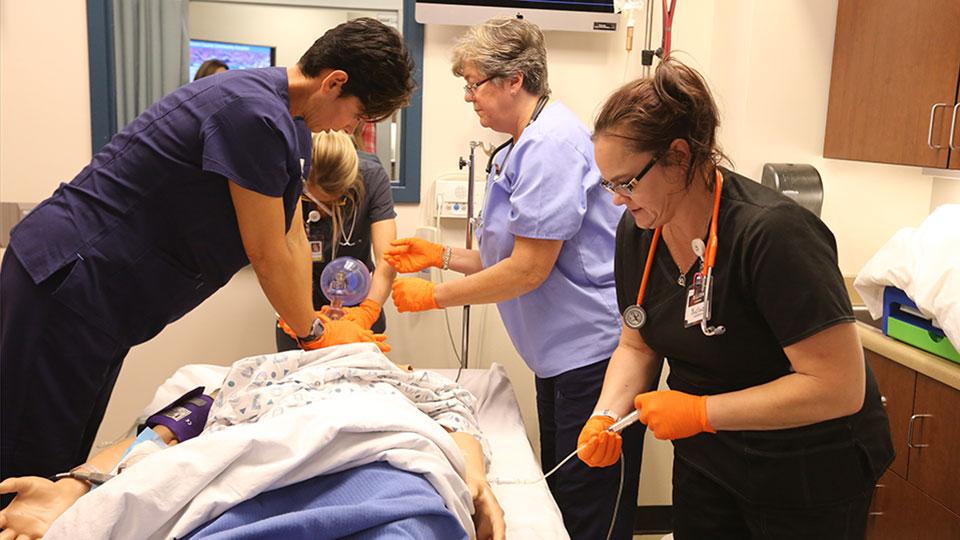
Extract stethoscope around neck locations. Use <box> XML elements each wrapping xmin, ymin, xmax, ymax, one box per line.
<box><xmin>623</xmin><ymin>169</ymin><xmax>726</xmax><ymax>337</ymax></box>
<box><xmin>301</xmin><ymin>160</ymin><xmax>358</xmax><ymax>247</ymax></box>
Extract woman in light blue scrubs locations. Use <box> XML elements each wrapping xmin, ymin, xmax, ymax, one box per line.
<box><xmin>384</xmin><ymin>18</ymin><xmax>645</xmax><ymax>540</ymax></box>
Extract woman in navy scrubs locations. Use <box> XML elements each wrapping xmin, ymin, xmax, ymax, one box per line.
<box><xmin>577</xmin><ymin>58</ymin><xmax>894</xmax><ymax>539</ymax></box>
<box><xmin>0</xmin><ymin>18</ymin><xmax>414</xmax><ymax>493</ymax></box>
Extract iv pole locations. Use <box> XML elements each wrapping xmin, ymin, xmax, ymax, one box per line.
<box><xmin>456</xmin><ymin>141</ymin><xmax>482</xmax><ymax>370</ymax></box>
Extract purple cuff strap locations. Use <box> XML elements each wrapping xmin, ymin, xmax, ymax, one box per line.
<box><xmin>146</xmin><ymin>386</ymin><xmax>213</xmax><ymax>443</ymax></box>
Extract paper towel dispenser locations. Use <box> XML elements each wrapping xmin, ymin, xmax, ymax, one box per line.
<box><xmin>761</xmin><ymin>163</ymin><xmax>823</xmax><ymax>218</ymax></box>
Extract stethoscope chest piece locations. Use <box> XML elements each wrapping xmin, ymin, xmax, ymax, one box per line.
<box><xmin>623</xmin><ymin>304</ymin><xmax>647</xmax><ymax>330</ymax></box>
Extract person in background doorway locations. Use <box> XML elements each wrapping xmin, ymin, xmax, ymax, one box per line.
<box><xmin>579</xmin><ymin>57</ymin><xmax>893</xmax><ymax>539</ymax></box>
<box><xmin>275</xmin><ymin>130</ymin><xmax>397</xmax><ymax>351</ymax></box>
<box><xmin>384</xmin><ymin>18</ymin><xmax>645</xmax><ymax>540</ymax></box>
<box><xmin>0</xmin><ymin>18</ymin><xmax>414</xmax><ymax>503</ymax></box>
<box><xmin>194</xmin><ymin>59</ymin><xmax>228</xmax><ymax>81</ymax></box>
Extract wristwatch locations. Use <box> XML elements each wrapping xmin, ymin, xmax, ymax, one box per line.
<box><xmin>296</xmin><ymin>317</ymin><xmax>325</xmax><ymax>346</ymax></box>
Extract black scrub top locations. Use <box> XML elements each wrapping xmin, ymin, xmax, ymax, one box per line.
<box><xmin>614</xmin><ymin>168</ymin><xmax>893</xmax><ymax>509</ymax></box>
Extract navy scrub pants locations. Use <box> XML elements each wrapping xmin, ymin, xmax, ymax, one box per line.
<box><xmin>1</xmin><ymin>250</ymin><xmax>128</xmax><ymax>506</ymax></box>
<box><xmin>536</xmin><ymin>358</ymin><xmax>646</xmax><ymax>540</ymax></box>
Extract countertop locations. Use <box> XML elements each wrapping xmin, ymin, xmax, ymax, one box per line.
<box><xmin>858</xmin><ymin>322</ymin><xmax>960</xmax><ymax>391</ymax></box>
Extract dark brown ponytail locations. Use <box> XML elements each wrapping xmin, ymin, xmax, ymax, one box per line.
<box><xmin>594</xmin><ymin>58</ymin><xmax>728</xmax><ymax>188</ymax></box>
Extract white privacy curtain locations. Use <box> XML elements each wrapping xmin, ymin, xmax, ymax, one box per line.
<box><xmin>113</xmin><ymin>0</ymin><xmax>189</xmax><ymax>131</ymax></box>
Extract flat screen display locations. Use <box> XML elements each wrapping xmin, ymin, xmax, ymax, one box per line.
<box><xmin>415</xmin><ymin>0</ymin><xmax>618</xmax><ymax>32</ymax></box>
<box><xmin>417</xmin><ymin>0</ymin><xmax>615</xmax><ymax>13</ymax></box>
<box><xmin>188</xmin><ymin>39</ymin><xmax>276</xmax><ymax>80</ymax></box>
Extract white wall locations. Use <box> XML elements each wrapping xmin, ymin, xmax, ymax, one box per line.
<box><xmin>931</xmin><ymin>177</ymin><xmax>960</xmax><ymax>212</ymax></box>
<box><xmin>0</xmin><ymin>0</ymin><xmax>92</xmax><ymax>202</ymax></box>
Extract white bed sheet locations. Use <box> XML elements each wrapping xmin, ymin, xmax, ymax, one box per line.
<box><xmin>434</xmin><ymin>365</ymin><xmax>569</xmax><ymax>540</ymax></box>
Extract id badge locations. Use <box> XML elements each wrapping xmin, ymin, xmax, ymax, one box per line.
<box><xmin>684</xmin><ymin>273</ymin><xmax>706</xmax><ymax>327</ymax></box>
<box><xmin>309</xmin><ymin>240</ymin><xmax>324</xmax><ymax>262</ymax></box>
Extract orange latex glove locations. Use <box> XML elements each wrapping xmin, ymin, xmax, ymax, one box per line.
<box><xmin>277</xmin><ymin>314</ymin><xmax>391</xmax><ymax>353</ymax></box>
<box><xmin>391</xmin><ymin>277</ymin><xmax>440</xmax><ymax>312</ymax></box>
<box><xmin>384</xmin><ymin>237</ymin><xmax>444</xmax><ymax>273</ymax></box>
<box><xmin>576</xmin><ymin>415</ymin><xmax>621</xmax><ymax>468</ymax></box>
<box><xmin>322</xmin><ymin>299</ymin><xmax>382</xmax><ymax>329</ymax></box>
<box><xmin>634</xmin><ymin>390</ymin><xmax>715</xmax><ymax>440</ymax></box>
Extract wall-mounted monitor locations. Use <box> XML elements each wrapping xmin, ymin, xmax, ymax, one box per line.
<box><xmin>188</xmin><ymin>39</ymin><xmax>276</xmax><ymax>81</ymax></box>
<box><xmin>415</xmin><ymin>0</ymin><xmax>619</xmax><ymax>32</ymax></box>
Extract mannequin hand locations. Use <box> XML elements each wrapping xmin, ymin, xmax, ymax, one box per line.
<box><xmin>323</xmin><ymin>299</ymin><xmax>381</xmax><ymax>329</ymax></box>
<box><xmin>384</xmin><ymin>238</ymin><xmax>444</xmax><ymax>273</ymax></box>
<box><xmin>0</xmin><ymin>476</ymin><xmax>88</xmax><ymax>539</ymax></box>
<box><xmin>576</xmin><ymin>415</ymin><xmax>621</xmax><ymax>468</ymax></box>
<box><xmin>391</xmin><ymin>278</ymin><xmax>440</xmax><ymax>312</ymax></box>
<box><xmin>470</xmin><ymin>481</ymin><xmax>506</xmax><ymax>540</ymax></box>
<box><xmin>634</xmin><ymin>390</ymin><xmax>715</xmax><ymax>440</ymax></box>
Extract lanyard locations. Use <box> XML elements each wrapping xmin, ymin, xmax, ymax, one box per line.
<box><xmin>625</xmin><ymin>169</ymin><xmax>723</xmax><ymax>330</ymax></box>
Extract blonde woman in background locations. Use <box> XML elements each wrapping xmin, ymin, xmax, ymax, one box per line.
<box><xmin>276</xmin><ymin>130</ymin><xmax>398</xmax><ymax>350</ymax></box>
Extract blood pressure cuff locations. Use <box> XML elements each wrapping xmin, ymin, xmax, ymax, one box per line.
<box><xmin>145</xmin><ymin>386</ymin><xmax>213</xmax><ymax>443</ymax></box>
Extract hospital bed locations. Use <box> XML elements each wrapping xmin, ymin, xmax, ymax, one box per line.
<box><xmin>435</xmin><ymin>365</ymin><xmax>570</xmax><ymax>539</ymax></box>
<box><xmin>43</xmin><ymin>354</ymin><xmax>568</xmax><ymax>539</ymax></box>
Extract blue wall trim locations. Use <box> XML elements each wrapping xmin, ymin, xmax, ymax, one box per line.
<box><xmin>393</xmin><ymin>0</ymin><xmax>424</xmax><ymax>204</ymax></box>
<box><xmin>86</xmin><ymin>0</ymin><xmax>117</xmax><ymax>154</ymax></box>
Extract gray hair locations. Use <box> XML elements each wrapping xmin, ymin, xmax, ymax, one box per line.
<box><xmin>451</xmin><ymin>18</ymin><xmax>550</xmax><ymax>97</ymax></box>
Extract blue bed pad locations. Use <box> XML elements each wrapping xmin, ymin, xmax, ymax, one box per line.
<box><xmin>183</xmin><ymin>462</ymin><xmax>468</xmax><ymax>540</ymax></box>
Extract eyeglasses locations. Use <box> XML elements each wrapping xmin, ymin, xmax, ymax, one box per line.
<box><xmin>463</xmin><ymin>76</ymin><xmax>494</xmax><ymax>97</ymax></box>
<box><xmin>600</xmin><ymin>152</ymin><xmax>662</xmax><ymax>195</ymax></box>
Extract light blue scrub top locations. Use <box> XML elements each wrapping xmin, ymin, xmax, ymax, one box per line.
<box><xmin>476</xmin><ymin>102</ymin><xmax>622</xmax><ymax>378</ymax></box>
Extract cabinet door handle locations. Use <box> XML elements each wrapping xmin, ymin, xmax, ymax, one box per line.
<box><xmin>907</xmin><ymin>413</ymin><xmax>933</xmax><ymax>448</ymax></box>
<box><xmin>928</xmin><ymin>103</ymin><xmax>948</xmax><ymax>149</ymax></box>
<box><xmin>880</xmin><ymin>395</ymin><xmax>887</xmax><ymax>407</ymax></box>
<box><xmin>950</xmin><ymin>103</ymin><xmax>960</xmax><ymax>150</ymax></box>
<box><xmin>869</xmin><ymin>483</ymin><xmax>885</xmax><ymax>516</ymax></box>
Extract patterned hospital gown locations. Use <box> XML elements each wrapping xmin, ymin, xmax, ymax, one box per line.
<box><xmin>205</xmin><ymin>346</ymin><xmax>489</xmax><ymax>460</ymax></box>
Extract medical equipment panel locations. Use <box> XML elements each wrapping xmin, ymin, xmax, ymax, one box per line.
<box><xmin>435</xmin><ymin>178</ymin><xmax>485</xmax><ymax>219</ymax></box>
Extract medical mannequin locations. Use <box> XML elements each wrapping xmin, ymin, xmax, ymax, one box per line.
<box><xmin>384</xmin><ymin>18</ymin><xmax>644</xmax><ymax>540</ymax></box>
<box><xmin>578</xmin><ymin>58</ymin><xmax>893</xmax><ymax>539</ymax></box>
<box><xmin>0</xmin><ymin>356</ymin><xmax>504</xmax><ymax>540</ymax></box>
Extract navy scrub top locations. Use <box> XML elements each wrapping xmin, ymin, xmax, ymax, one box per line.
<box><xmin>9</xmin><ymin>67</ymin><xmax>311</xmax><ymax>346</ymax></box>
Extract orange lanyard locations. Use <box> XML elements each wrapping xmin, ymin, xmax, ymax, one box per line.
<box><xmin>634</xmin><ymin>169</ymin><xmax>724</xmax><ymax>307</ymax></box>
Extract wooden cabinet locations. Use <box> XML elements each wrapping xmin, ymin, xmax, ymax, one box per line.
<box><xmin>823</xmin><ymin>0</ymin><xmax>960</xmax><ymax>169</ymax></box>
<box><xmin>909</xmin><ymin>374</ymin><xmax>960</xmax><ymax>516</ymax></box>
<box><xmin>865</xmin><ymin>352</ymin><xmax>960</xmax><ymax>538</ymax></box>
<box><xmin>867</xmin><ymin>470</ymin><xmax>960</xmax><ymax>540</ymax></box>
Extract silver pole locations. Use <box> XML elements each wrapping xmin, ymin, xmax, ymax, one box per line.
<box><xmin>457</xmin><ymin>141</ymin><xmax>482</xmax><ymax>370</ymax></box>
<box><xmin>643</xmin><ymin>0</ymin><xmax>655</xmax><ymax>78</ymax></box>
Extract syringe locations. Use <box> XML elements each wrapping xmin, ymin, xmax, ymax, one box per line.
<box><xmin>607</xmin><ymin>410</ymin><xmax>640</xmax><ymax>433</ymax></box>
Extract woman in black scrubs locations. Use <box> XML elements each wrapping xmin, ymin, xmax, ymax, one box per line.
<box><xmin>576</xmin><ymin>58</ymin><xmax>893</xmax><ymax>539</ymax></box>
